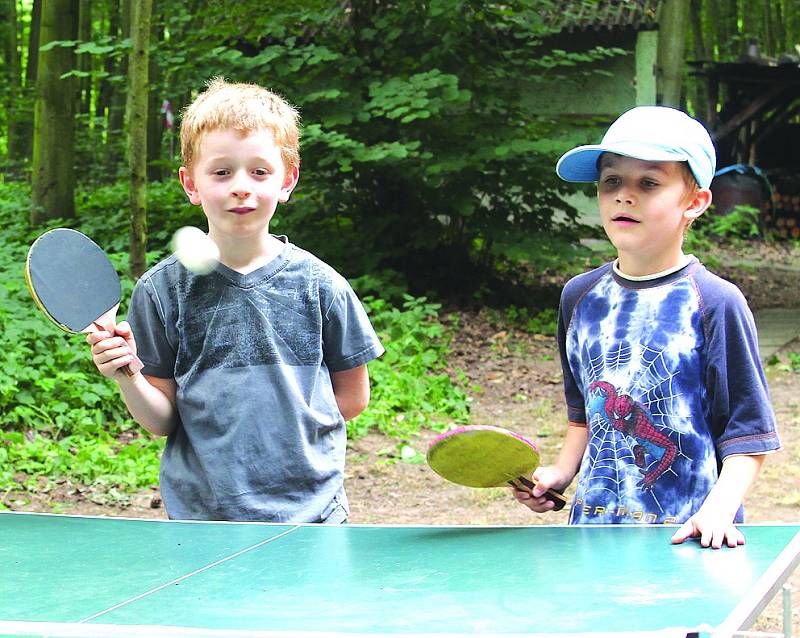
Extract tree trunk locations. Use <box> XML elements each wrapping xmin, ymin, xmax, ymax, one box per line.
<box><xmin>95</xmin><ymin>0</ymin><xmax>118</xmax><ymax>121</ymax></box>
<box><xmin>657</xmin><ymin>0</ymin><xmax>690</xmax><ymax>107</ymax></box>
<box><xmin>107</xmin><ymin>0</ymin><xmax>130</xmax><ymax>175</ymax></box>
<box><xmin>127</xmin><ymin>0</ymin><xmax>152</xmax><ymax>277</ymax></box>
<box><xmin>1</xmin><ymin>0</ymin><xmax>23</xmax><ymax>166</ymax></box>
<box><xmin>773</xmin><ymin>0</ymin><xmax>786</xmax><ymax>55</ymax></box>
<box><xmin>20</xmin><ymin>0</ymin><xmax>42</xmax><ymax>162</ymax></box>
<box><xmin>77</xmin><ymin>0</ymin><xmax>92</xmax><ymax>116</ymax></box>
<box><xmin>706</xmin><ymin>0</ymin><xmax>721</xmax><ymax>58</ymax></box>
<box><xmin>25</xmin><ymin>0</ymin><xmax>41</xmax><ymax>86</ymax></box>
<box><xmin>787</xmin><ymin>0</ymin><xmax>800</xmax><ymax>56</ymax></box>
<box><xmin>688</xmin><ymin>4</ymin><xmax>707</xmax><ymax>69</ymax></box>
<box><xmin>31</xmin><ymin>0</ymin><xmax>78</xmax><ymax>224</ymax></box>
<box><xmin>689</xmin><ymin>0</ymin><xmax>709</xmax><ymax>120</ymax></box>
<box><xmin>146</xmin><ymin>14</ymin><xmax>163</xmax><ymax>182</ymax></box>
<box><xmin>720</xmin><ymin>0</ymin><xmax>739</xmax><ymax>59</ymax></box>
<box><xmin>741</xmin><ymin>0</ymin><xmax>761</xmax><ymax>57</ymax></box>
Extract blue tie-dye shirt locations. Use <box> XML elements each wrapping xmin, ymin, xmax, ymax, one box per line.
<box><xmin>558</xmin><ymin>257</ymin><xmax>780</xmax><ymax>525</ymax></box>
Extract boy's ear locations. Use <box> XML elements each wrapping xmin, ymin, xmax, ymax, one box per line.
<box><xmin>278</xmin><ymin>165</ymin><xmax>300</xmax><ymax>203</ymax></box>
<box><xmin>684</xmin><ymin>188</ymin><xmax>712</xmax><ymax>223</ymax></box>
<box><xmin>179</xmin><ymin>166</ymin><xmax>202</xmax><ymax>206</ymax></box>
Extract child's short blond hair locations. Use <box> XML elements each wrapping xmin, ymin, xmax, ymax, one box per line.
<box><xmin>180</xmin><ymin>77</ymin><xmax>300</xmax><ymax>174</ymax></box>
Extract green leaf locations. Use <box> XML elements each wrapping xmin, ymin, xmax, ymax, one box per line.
<box><xmin>75</xmin><ymin>43</ymin><xmax>117</xmax><ymax>55</ymax></box>
<box><xmin>39</xmin><ymin>40</ymin><xmax>79</xmax><ymax>52</ymax></box>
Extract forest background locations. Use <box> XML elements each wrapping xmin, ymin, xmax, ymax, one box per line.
<box><xmin>0</xmin><ymin>0</ymin><xmax>799</xmax><ymax>527</ymax></box>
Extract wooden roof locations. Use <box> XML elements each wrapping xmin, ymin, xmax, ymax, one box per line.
<box><xmin>545</xmin><ymin>0</ymin><xmax>660</xmax><ymax>32</ymax></box>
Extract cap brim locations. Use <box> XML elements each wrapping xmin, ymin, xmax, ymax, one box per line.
<box><xmin>556</xmin><ymin>143</ymin><xmax>690</xmax><ymax>183</ymax></box>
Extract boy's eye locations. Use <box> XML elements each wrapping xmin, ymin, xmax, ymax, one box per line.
<box><xmin>213</xmin><ymin>169</ymin><xmax>230</xmax><ymax>177</ymax></box>
<box><xmin>600</xmin><ymin>175</ymin><xmax>620</xmax><ymax>187</ymax></box>
<box><xmin>253</xmin><ymin>168</ymin><xmax>269</xmax><ymax>176</ymax></box>
<box><xmin>640</xmin><ymin>179</ymin><xmax>658</xmax><ymax>189</ymax></box>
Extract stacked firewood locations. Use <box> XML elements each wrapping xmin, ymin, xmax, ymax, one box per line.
<box><xmin>764</xmin><ymin>185</ymin><xmax>800</xmax><ymax>239</ymax></box>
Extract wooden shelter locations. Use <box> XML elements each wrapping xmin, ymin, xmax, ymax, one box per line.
<box><xmin>692</xmin><ymin>59</ymin><xmax>800</xmax><ymax>168</ymax></box>
<box><xmin>691</xmin><ymin>58</ymin><xmax>800</xmax><ymax>237</ymax></box>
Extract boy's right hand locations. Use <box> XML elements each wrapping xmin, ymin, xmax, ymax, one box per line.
<box><xmin>86</xmin><ymin>321</ymin><xmax>143</xmax><ymax>379</ymax></box>
<box><xmin>511</xmin><ymin>466</ymin><xmax>571</xmax><ymax>513</ymax></box>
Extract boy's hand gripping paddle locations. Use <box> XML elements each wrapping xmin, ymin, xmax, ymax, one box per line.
<box><xmin>25</xmin><ymin>228</ymin><xmax>142</xmax><ymax>376</ymax></box>
<box><xmin>427</xmin><ymin>425</ymin><xmax>567</xmax><ymax>511</ymax></box>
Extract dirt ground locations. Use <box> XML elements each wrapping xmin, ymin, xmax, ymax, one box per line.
<box><xmin>6</xmin><ymin>240</ymin><xmax>800</xmax><ymax>633</ymax></box>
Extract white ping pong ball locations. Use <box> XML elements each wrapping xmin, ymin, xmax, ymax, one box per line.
<box><xmin>171</xmin><ymin>226</ymin><xmax>220</xmax><ymax>275</ymax></box>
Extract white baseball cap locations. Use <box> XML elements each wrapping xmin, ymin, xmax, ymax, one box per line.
<box><xmin>555</xmin><ymin>106</ymin><xmax>717</xmax><ymax>189</ymax></box>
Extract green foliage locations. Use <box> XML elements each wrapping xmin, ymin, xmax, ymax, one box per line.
<box><xmin>56</xmin><ymin>0</ymin><xmax>616</xmax><ymax>284</ymax></box>
<box><xmin>349</xmin><ymin>270</ymin><xmax>409</xmax><ymax>306</ymax></box>
<box><xmin>490</xmin><ymin>229</ymin><xmax>596</xmax><ymax>274</ymax></box>
<box><xmin>698</xmin><ymin>205</ymin><xmax>762</xmax><ymax>239</ymax></box>
<box><xmin>2</xmin><ymin>432</ymin><xmax>161</xmax><ymax>495</ymax></box>
<box><xmin>3</xmin><ymin>0</ymin><xmax>633</xmax><ymax>293</ymax></box>
<box><xmin>75</xmin><ymin>181</ymin><xmax>201</xmax><ymax>259</ymax></box>
<box><xmin>0</xmin><ymin>185</ymin><xmax>162</xmax><ymax>495</ymax></box>
<box><xmin>685</xmin><ymin>205</ymin><xmax>763</xmax><ymax>268</ymax></box>
<box><xmin>773</xmin><ymin>352</ymin><xmax>800</xmax><ymax>373</ymax></box>
<box><xmin>351</xmin><ymin>296</ymin><xmax>470</xmax><ymax>440</ymax></box>
<box><xmin>502</xmin><ymin>306</ymin><xmax>558</xmax><ymax>336</ymax></box>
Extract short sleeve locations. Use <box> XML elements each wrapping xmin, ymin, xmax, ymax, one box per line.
<box><xmin>127</xmin><ymin>276</ymin><xmax>177</xmax><ymax>379</ymax></box>
<box><xmin>700</xmin><ymin>279</ymin><xmax>781</xmax><ymax>459</ymax></box>
<box><xmin>558</xmin><ymin>265</ymin><xmax>612</xmax><ymax>424</ymax></box>
<box><xmin>321</xmin><ymin>278</ymin><xmax>384</xmax><ymax>373</ymax></box>
<box><xmin>558</xmin><ymin>294</ymin><xmax>587</xmax><ymax>424</ymax></box>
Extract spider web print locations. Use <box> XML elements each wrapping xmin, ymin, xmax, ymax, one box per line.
<box><xmin>581</xmin><ymin>341</ymin><xmax>694</xmax><ymax>514</ymax></box>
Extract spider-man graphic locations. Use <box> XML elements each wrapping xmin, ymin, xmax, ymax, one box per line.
<box><xmin>589</xmin><ymin>381</ymin><xmax>677</xmax><ymax>489</ymax></box>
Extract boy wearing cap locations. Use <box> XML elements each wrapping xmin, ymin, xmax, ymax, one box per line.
<box><xmin>512</xmin><ymin>106</ymin><xmax>780</xmax><ymax>548</ymax></box>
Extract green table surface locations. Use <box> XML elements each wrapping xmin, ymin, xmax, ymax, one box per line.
<box><xmin>1</xmin><ymin>512</ymin><xmax>798</xmax><ymax>637</ymax></box>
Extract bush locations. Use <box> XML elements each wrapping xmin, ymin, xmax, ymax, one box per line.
<box><xmin>350</xmin><ymin>295</ymin><xmax>471</xmax><ymax>440</ymax></box>
<box><xmin>693</xmin><ymin>204</ymin><xmax>761</xmax><ymax>240</ymax></box>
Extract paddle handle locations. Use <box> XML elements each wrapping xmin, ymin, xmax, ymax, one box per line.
<box><xmin>511</xmin><ymin>476</ymin><xmax>568</xmax><ymax>512</ymax></box>
<box><xmin>92</xmin><ymin>321</ymin><xmax>142</xmax><ymax>377</ymax></box>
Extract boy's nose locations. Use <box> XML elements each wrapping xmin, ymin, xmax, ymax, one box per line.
<box><xmin>615</xmin><ymin>190</ymin><xmax>634</xmax><ymax>205</ymax></box>
<box><xmin>230</xmin><ymin>174</ymin><xmax>251</xmax><ymax>199</ymax></box>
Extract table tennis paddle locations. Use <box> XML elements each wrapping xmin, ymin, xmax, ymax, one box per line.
<box><xmin>427</xmin><ymin>425</ymin><xmax>567</xmax><ymax>511</ymax></box>
<box><xmin>25</xmin><ymin>228</ymin><xmax>142</xmax><ymax>376</ymax></box>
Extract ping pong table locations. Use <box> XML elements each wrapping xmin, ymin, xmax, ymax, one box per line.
<box><xmin>1</xmin><ymin>512</ymin><xmax>798</xmax><ymax>638</ymax></box>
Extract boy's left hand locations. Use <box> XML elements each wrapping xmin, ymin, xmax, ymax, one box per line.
<box><xmin>670</xmin><ymin>507</ymin><xmax>745</xmax><ymax>549</ymax></box>
<box><xmin>671</xmin><ymin>454</ymin><xmax>765</xmax><ymax>549</ymax></box>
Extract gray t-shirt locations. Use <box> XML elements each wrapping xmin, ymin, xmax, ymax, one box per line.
<box><xmin>128</xmin><ymin>237</ymin><xmax>384</xmax><ymax>523</ymax></box>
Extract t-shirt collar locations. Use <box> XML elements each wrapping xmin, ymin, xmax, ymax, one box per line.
<box><xmin>613</xmin><ymin>254</ymin><xmax>694</xmax><ymax>282</ymax></box>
